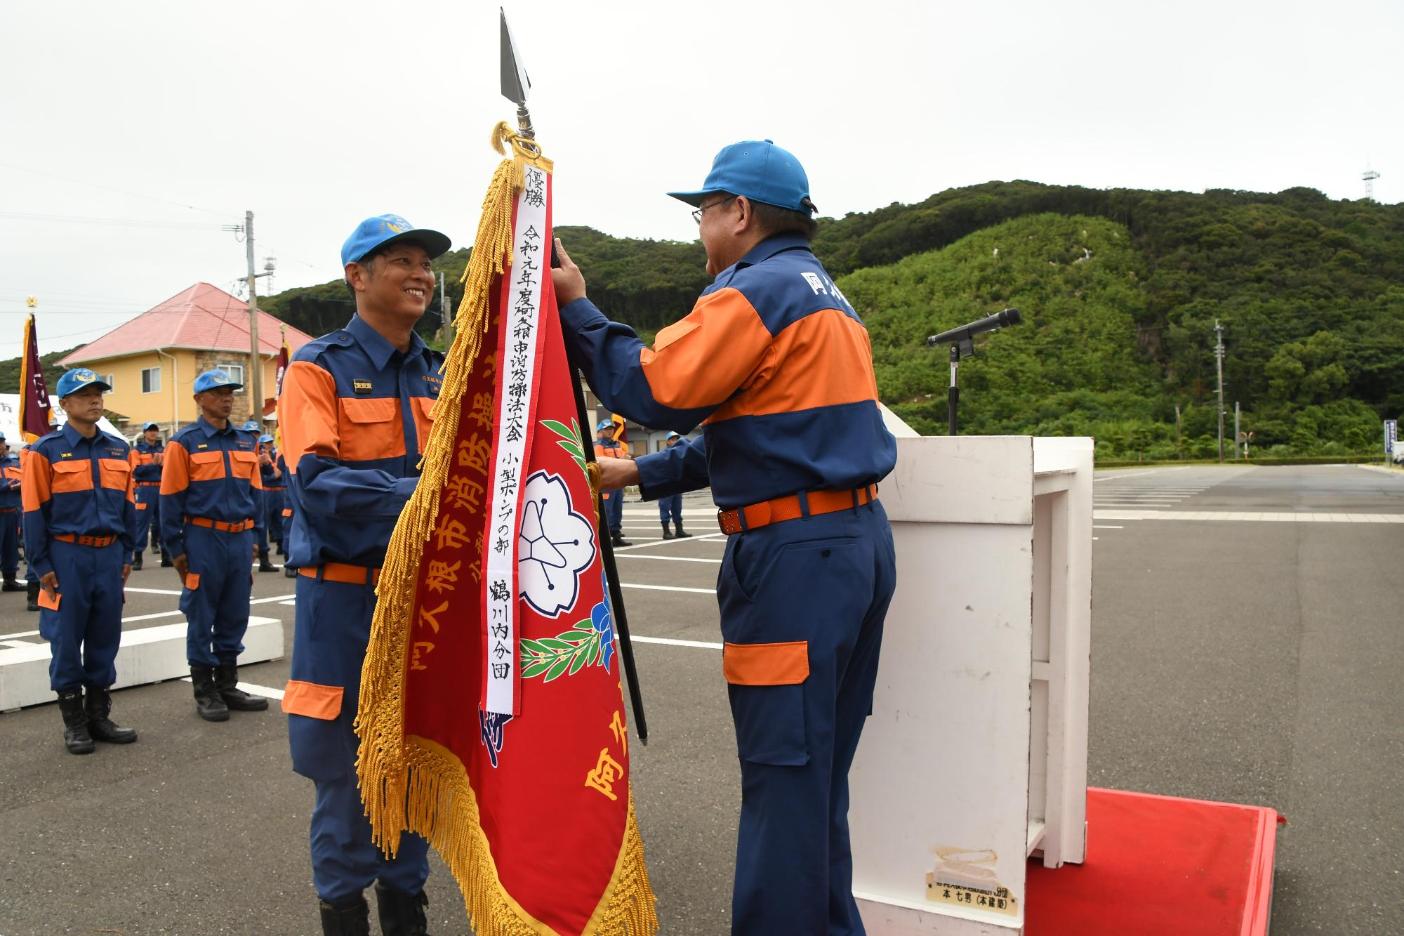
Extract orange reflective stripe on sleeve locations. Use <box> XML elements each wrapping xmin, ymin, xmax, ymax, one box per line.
<box><xmin>281</xmin><ymin>679</ymin><xmax>344</xmax><ymax>720</ymax></box>
<box><xmin>127</xmin><ymin>450</ymin><xmax>138</xmax><ymax>504</ymax></box>
<box><xmin>708</xmin><ymin>309</ymin><xmax>881</xmax><ymax>423</ymax></box>
<box><xmin>280</xmin><ymin>361</ymin><xmax>340</xmax><ymax>475</ymax></box>
<box><xmin>336</xmin><ymin>396</ymin><xmax>404</xmax><ymax>462</ymax></box>
<box><xmin>160</xmin><ymin>441</ymin><xmax>191</xmax><ymax>495</ymax></box>
<box><xmin>722</xmin><ymin>640</ymin><xmax>810</xmax><ymax>686</ymax></box>
<box><xmin>638</xmin><ymin>287</ymin><xmax>772</xmax><ymax>410</ymax></box>
<box><xmin>21</xmin><ymin>450</ymin><xmax>51</xmax><ymax>511</ymax></box>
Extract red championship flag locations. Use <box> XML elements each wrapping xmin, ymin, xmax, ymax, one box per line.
<box><xmin>19</xmin><ymin>312</ymin><xmax>53</xmax><ymax>443</ymax></box>
<box><xmin>356</xmin><ymin>122</ymin><xmax>657</xmax><ymax>934</ymax></box>
<box><xmin>274</xmin><ymin>326</ymin><xmax>291</xmax><ymax>397</ymax></box>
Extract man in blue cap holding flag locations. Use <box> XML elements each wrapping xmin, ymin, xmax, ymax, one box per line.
<box><xmin>131</xmin><ymin>420</ymin><xmax>168</xmax><ymax>571</ymax></box>
<box><xmin>161</xmin><ymin>370</ymin><xmax>268</xmax><ymax>722</ymax></box>
<box><xmin>22</xmin><ymin>368</ymin><xmax>139</xmax><ymax>754</ymax></box>
<box><xmin>279</xmin><ymin>213</ymin><xmax>449</xmax><ymax>935</ymax></box>
<box><xmin>553</xmin><ymin>140</ymin><xmax>897</xmax><ymax>935</ymax></box>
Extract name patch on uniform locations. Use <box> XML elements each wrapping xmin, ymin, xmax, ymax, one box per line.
<box><xmin>353</xmin><ymin>379</ymin><xmax>374</xmax><ymax>395</ymax></box>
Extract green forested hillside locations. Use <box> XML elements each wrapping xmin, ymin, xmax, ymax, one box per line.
<box><xmin>245</xmin><ymin>182</ymin><xmax>1404</xmax><ymax>457</ymax></box>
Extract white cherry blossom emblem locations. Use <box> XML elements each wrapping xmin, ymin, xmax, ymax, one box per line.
<box><xmin>518</xmin><ymin>470</ymin><xmax>597</xmax><ymax>618</ymax></box>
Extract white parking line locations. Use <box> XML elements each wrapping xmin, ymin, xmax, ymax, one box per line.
<box><xmin>123</xmin><ymin>587</ymin><xmax>185</xmax><ymax>596</ymax></box>
<box><xmin>179</xmin><ymin>677</ymin><xmax>284</xmax><ymax>701</ymax></box>
<box><xmin>632</xmin><ymin>635</ymin><xmax>722</xmax><ymax>651</ymax></box>
<box><xmin>621</xmin><ymin>583</ymin><xmax>716</xmax><ymax>595</ymax></box>
<box><xmin>615</xmin><ymin>554</ymin><xmax>722</xmax><ymax>564</ymax></box>
<box><xmin>120</xmin><ymin>593</ymin><xmax>295</xmax><ymax>625</ymax></box>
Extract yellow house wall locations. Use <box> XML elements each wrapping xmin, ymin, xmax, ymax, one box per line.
<box><xmin>84</xmin><ymin>350</ymin><xmax>282</xmax><ymax>435</ymax></box>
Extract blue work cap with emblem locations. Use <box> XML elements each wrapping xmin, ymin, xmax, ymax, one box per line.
<box><xmin>241</xmin><ymin>420</ymin><xmax>260</xmax><ymax>432</ymax></box>
<box><xmin>596</xmin><ymin>419</ymin><xmax>615</xmax><ymax>432</ymax></box>
<box><xmin>142</xmin><ymin>421</ymin><xmax>160</xmax><ymax>431</ymax></box>
<box><xmin>192</xmin><ymin>369</ymin><xmax>242</xmax><ymax>394</ymax></box>
<box><xmin>667</xmin><ymin>139</ymin><xmax>816</xmax><ymax>216</ymax></box>
<box><xmin>55</xmin><ymin>368</ymin><xmax>112</xmax><ymax>398</ymax></box>
<box><xmin>259</xmin><ymin>434</ymin><xmax>274</xmax><ymax>444</ymax></box>
<box><xmin>341</xmin><ymin>214</ymin><xmax>452</xmax><ymax>267</ymax></box>
<box><xmin>667</xmin><ymin>431</ymin><xmax>681</xmax><ymax>439</ymax></box>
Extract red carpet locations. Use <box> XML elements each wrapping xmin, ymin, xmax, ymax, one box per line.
<box><xmin>1026</xmin><ymin>788</ymin><xmax>1278</xmax><ymax>936</ymax></box>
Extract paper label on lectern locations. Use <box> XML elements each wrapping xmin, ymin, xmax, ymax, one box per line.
<box><xmin>925</xmin><ymin>873</ymin><xmax>1019</xmax><ymax>917</ymax></box>
<box><xmin>925</xmin><ymin>846</ymin><xmax>1018</xmax><ymax>917</ymax></box>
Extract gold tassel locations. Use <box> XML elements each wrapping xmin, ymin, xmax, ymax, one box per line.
<box><xmin>355</xmin><ymin>125</ymin><xmax>658</xmax><ymax>935</ymax></box>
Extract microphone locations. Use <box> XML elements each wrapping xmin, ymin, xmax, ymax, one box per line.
<box><xmin>926</xmin><ymin>308</ymin><xmax>1022</xmax><ymax>346</ymax></box>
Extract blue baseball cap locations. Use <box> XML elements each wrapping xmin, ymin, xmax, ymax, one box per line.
<box><xmin>595</xmin><ymin>419</ymin><xmax>614</xmax><ymax>432</ymax></box>
<box><xmin>259</xmin><ymin>433</ymin><xmax>274</xmax><ymax>444</ymax></box>
<box><xmin>667</xmin><ymin>139</ymin><xmax>816</xmax><ymax>215</ymax></box>
<box><xmin>667</xmin><ymin>431</ymin><xmax>681</xmax><ymax>439</ymax></box>
<box><xmin>55</xmin><ymin>368</ymin><xmax>112</xmax><ymax>398</ymax></box>
<box><xmin>142</xmin><ymin>421</ymin><xmax>160</xmax><ymax>431</ymax></box>
<box><xmin>192</xmin><ymin>369</ymin><xmax>242</xmax><ymax>394</ymax></box>
<box><xmin>341</xmin><ymin>214</ymin><xmax>451</xmax><ymax>267</ymax></box>
<box><xmin>241</xmin><ymin>420</ymin><xmax>260</xmax><ymax>431</ymax></box>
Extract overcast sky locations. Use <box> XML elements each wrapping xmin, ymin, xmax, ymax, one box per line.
<box><xmin>1</xmin><ymin>0</ymin><xmax>1399</xmax><ymax>360</ymax></box>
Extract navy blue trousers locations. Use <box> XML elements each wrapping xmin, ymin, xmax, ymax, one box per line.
<box><xmin>0</xmin><ymin>508</ymin><xmax>19</xmax><ymax>578</ymax></box>
<box><xmin>39</xmin><ymin>539</ymin><xmax>125</xmax><ymax>691</ymax></box>
<box><xmin>133</xmin><ymin>483</ymin><xmax>164</xmax><ymax>560</ymax></box>
<box><xmin>657</xmin><ymin>493</ymin><xmax>683</xmax><ymax>527</ymax></box>
<box><xmin>602</xmin><ymin>489</ymin><xmax>624</xmax><ymax>534</ymax></box>
<box><xmin>718</xmin><ymin>501</ymin><xmax>895</xmax><ymax>936</ymax></box>
<box><xmin>180</xmin><ymin>525</ymin><xmax>252</xmax><ymax>666</ymax></box>
<box><xmin>288</xmin><ymin>574</ymin><xmax>430</xmax><ymax>903</ymax></box>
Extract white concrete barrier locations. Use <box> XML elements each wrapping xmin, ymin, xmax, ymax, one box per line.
<box><xmin>0</xmin><ymin>616</ymin><xmax>284</xmax><ymax>711</ymax></box>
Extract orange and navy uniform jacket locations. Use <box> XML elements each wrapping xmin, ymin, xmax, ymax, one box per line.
<box><xmin>133</xmin><ymin>439</ymin><xmax>164</xmax><ymax>484</ymax></box>
<box><xmin>21</xmin><ymin>424</ymin><xmax>137</xmax><ymax>578</ymax></box>
<box><xmin>278</xmin><ymin>314</ymin><xmax>443</xmax><ymax>571</ymax></box>
<box><xmin>159</xmin><ymin>417</ymin><xmax>264</xmax><ymax>558</ymax></box>
<box><xmin>0</xmin><ymin>452</ymin><xmax>22</xmax><ymax>511</ymax></box>
<box><xmin>559</xmin><ymin>232</ymin><xmax>897</xmax><ymax>508</ymax></box>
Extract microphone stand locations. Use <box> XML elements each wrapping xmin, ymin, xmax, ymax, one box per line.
<box><xmin>946</xmin><ymin>339</ymin><xmax>974</xmax><ymax>436</ymax></box>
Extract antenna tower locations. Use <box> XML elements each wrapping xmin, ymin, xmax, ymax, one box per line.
<box><xmin>1363</xmin><ymin>167</ymin><xmax>1380</xmax><ymax>201</ymax></box>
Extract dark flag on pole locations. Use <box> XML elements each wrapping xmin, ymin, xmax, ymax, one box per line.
<box><xmin>19</xmin><ymin>312</ymin><xmax>52</xmax><ymax>443</ymax></box>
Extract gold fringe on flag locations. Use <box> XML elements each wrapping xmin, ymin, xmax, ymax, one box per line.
<box><xmin>355</xmin><ymin>124</ymin><xmax>658</xmax><ymax>935</ymax></box>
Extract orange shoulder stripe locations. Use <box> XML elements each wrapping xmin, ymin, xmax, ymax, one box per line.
<box><xmin>280</xmin><ymin>361</ymin><xmax>340</xmax><ymax>474</ymax></box>
<box><xmin>21</xmin><ymin>450</ymin><xmax>51</xmax><ymax>512</ymax></box>
<box><xmin>706</xmin><ymin>309</ymin><xmax>880</xmax><ymax>423</ymax></box>
<box><xmin>160</xmin><ymin>441</ymin><xmax>191</xmax><ymax>495</ymax></box>
<box><xmin>639</xmin><ymin>287</ymin><xmax>772</xmax><ymax>410</ymax></box>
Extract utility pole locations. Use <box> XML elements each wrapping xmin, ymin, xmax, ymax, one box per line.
<box><xmin>244</xmin><ymin>210</ymin><xmax>263</xmax><ymax>427</ymax></box>
<box><xmin>1234</xmin><ymin>401</ymin><xmax>1241</xmax><ymax>460</ymax></box>
<box><xmin>1214</xmin><ymin>319</ymin><xmax>1226</xmax><ymax>463</ymax></box>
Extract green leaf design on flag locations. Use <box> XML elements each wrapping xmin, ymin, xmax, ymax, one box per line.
<box><xmin>521</xmin><ymin>621</ymin><xmax>604</xmax><ymax>683</ymax></box>
<box><xmin>542</xmin><ymin>418</ymin><xmax>588</xmax><ymax>481</ymax></box>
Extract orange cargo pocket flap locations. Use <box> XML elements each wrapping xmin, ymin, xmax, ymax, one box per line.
<box><xmin>38</xmin><ymin>589</ymin><xmax>61</xmax><ymax>611</ymax></box>
<box><xmin>723</xmin><ymin>640</ymin><xmax>809</xmax><ymax>686</ymax></box>
<box><xmin>184</xmin><ymin>572</ymin><xmax>201</xmax><ymax>590</ymax></box>
<box><xmin>281</xmin><ymin>680</ymin><xmax>344</xmax><ymax>720</ymax></box>
<box><xmin>135</xmin><ymin>501</ymin><xmax>148</xmax><ymax>510</ymax></box>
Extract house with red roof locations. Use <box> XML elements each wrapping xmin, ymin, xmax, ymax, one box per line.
<box><xmin>59</xmin><ymin>282</ymin><xmax>314</xmax><ymax>432</ymax></box>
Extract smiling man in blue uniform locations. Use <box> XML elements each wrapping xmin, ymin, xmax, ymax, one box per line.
<box><xmin>279</xmin><ymin>214</ymin><xmax>448</xmax><ymax>936</ymax></box>
<box><xmin>161</xmin><ymin>370</ymin><xmax>268</xmax><ymax>723</ymax></box>
<box><xmin>552</xmin><ymin>140</ymin><xmax>897</xmax><ymax>935</ymax></box>
<box><xmin>22</xmin><ymin>369</ymin><xmax>139</xmax><ymax>755</ymax></box>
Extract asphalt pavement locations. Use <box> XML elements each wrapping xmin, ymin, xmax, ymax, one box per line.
<box><xmin>0</xmin><ymin>467</ymin><xmax>1400</xmax><ymax>935</ymax></box>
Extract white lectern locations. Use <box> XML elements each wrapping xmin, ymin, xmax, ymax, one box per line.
<box><xmin>851</xmin><ymin>436</ymin><xmax>1093</xmax><ymax>934</ymax></box>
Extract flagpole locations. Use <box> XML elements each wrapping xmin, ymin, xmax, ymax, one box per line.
<box><xmin>500</xmin><ymin>7</ymin><xmax>648</xmax><ymax>743</ymax></box>
<box><xmin>569</xmin><ymin>370</ymin><xmax>649</xmax><ymax>744</ymax></box>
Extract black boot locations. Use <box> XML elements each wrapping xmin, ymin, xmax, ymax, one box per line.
<box><xmin>257</xmin><ymin>548</ymin><xmax>278</xmax><ymax>572</ymax></box>
<box><xmin>159</xmin><ymin>554</ymin><xmax>173</xmax><ymax>568</ymax></box>
<box><xmin>674</xmin><ymin>521</ymin><xmax>690</xmax><ymax>538</ymax></box>
<box><xmin>26</xmin><ymin>580</ymin><xmax>39</xmax><ymax>612</ymax></box>
<box><xmin>56</xmin><ymin>690</ymin><xmax>95</xmax><ymax>755</ymax></box>
<box><xmin>319</xmin><ymin>893</ymin><xmax>371</xmax><ymax>936</ymax></box>
<box><xmin>2</xmin><ymin>575</ymin><xmax>22</xmax><ymax>592</ymax></box>
<box><xmin>215</xmin><ymin>662</ymin><xmax>268</xmax><ymax>711</ymax></box>
<box><xmin>661</xmin><ymin>524</ymin><xmax>674</xmax><ymax>539</ymax></box>
<box><xmin>190</xmin><ymin>665</ymin><xmax>229</xmax><ymax>722</ymax></box>
<box><xmin>84</xmin><ymin>685</ymin><xmax>137</xmax><ymax>743</ymax></box>
<box><xmin>130</xmin><ymin>553</ymin><xmax>143</xmax><ymax>571</ymax></box>
<box><xmin>611</xmin><ymin>531</ymin><xmax>632</xmax><ymax>547</ymax></box>
<box><xmin>375</xmin><ymin>882</ymin><xmax>429</xmax><ymax>936</ymax></box>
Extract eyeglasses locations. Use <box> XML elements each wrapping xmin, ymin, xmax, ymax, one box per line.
<box><xmin>691</xmin><ymin>196</ymin><xmax>737</xmax><ymax>225</ymax></box>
